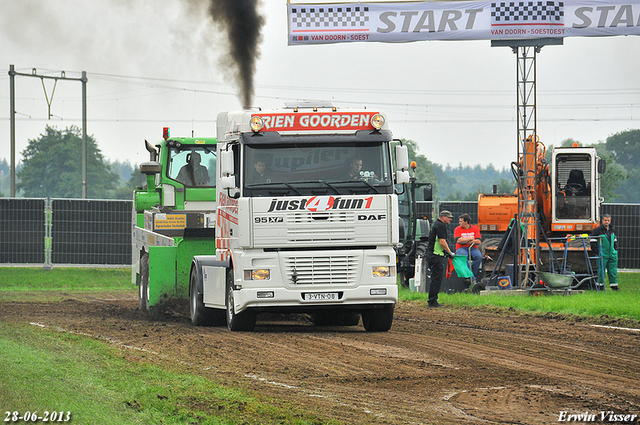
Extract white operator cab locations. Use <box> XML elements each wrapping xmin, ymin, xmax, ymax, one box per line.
<box><xmin>189</xmin><ymin>103</ymin><xmax>411</xmax><ymax>331</ymax></box>
<box><xmin>551</xmin><ymin>146</ymin><xmax>605</xmax><ymax>232</ymax></box>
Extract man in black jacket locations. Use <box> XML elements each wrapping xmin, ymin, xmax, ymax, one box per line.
<box><xmin>426</xmin><ymin>210</ymin><xmax>456</xmax><ymax>307</ymax></box>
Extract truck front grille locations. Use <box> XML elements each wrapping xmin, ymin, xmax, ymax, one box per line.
<box><xmin>283</xmin><ymin>254</ymin><xmax>359</xmax><ymax>285</ymax></box>
<box><xmin>287</xmin><ymin>211</ymin><xmax>354</xmax><ymax>243</ymax></box>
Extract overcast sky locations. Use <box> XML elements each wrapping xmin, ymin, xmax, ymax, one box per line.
<box><xmin>1</xmin><ymin>0</ymin><xmax>639</xmax><ymax>171</ymax></box>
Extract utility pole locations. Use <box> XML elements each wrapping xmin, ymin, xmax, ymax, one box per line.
<box><xmin>81</xmin><ymin>71</ymin><xmax>88</xmax><ymax>199</ymax></box>
<box><xmin>8</xmin><ymin>65</ymin><xmax>88</xmax><ymax>198</ymax></box>
<box><xmin>9</xmin><ymin>65</ymin><xmax>15</xmax><ymax>198</ymax></box>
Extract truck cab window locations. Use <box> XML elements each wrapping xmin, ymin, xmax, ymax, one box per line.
<box><xmin>244</xmin><ymin>142</ymin><xmax>392</xmax><ymax>196</ymax></box>
<box><xmin>168</xmin><ymin>148</ymin><xmax>216</xmax><ymax>187</ymax></box>
<box><xmin>555</xmin><ymin>154</ymin><xmax>591</xmax><ymax>220</ymax></box>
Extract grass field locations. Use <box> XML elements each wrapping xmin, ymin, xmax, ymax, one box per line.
<box><xmin>0</xmin><ymin>267</ymin><xmax>335</xmax><ymax>425</ymax></box>
<box><xmin>1</xmin><ymin>267</ymin><xmax>638</xmax><ymax>321</ymax></box>
<box><xmin>0</xmin><ymin>267</ymin><xmax>134</xmax><ymax>302</ymax></box>
<box><xmin>0</xmin><ymin>322</ymin><xmax>332</xmax><ymax>425</ymax></box>
<box><xmin>401</xmin><ymin>271</ymin><xmax>640</xmax><ymax>323</ymax></box>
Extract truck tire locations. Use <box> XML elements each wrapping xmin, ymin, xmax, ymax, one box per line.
<box><xmin>189</xmin><ymin>267</ymin><xmax>225</xmax><ymax>326</ymax></box>
<box><xmin>312</xmin><ymin>311</ymin><xmax>361</xmax><ymax>327</ymax></box>
<box><xmin>361</xmin><ymin>304</ymin><xmax>394</xmax><ymax>332</ymax></box>
<box><xmin>226</xmin><ymin>269</ymin><xmax>256</xmax><ymax>331</ymax></box>
<box><xmin>139</xmin><ymin>253</ymin><xmax>150</xmax><ymax>312</ymax></box>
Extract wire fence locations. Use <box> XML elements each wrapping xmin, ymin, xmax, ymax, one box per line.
<box><xmin>1</xmin><ymin>198</ymin><xmax>131</xmax><ymax>267</ymax></box>
<box><xmin>0</xmin><ymin>198</ymin><xmax>638</xmax><ymax>269</ymax></box>
<box><xmin>417</xmin><ymin>201</ymin><xmax>639</xmax><ymax>270</ymax></box>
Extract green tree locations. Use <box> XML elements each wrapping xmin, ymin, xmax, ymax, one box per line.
<box><xmin>606</xmin><ymin>129</ymin><xmax>640</xmax><ymax>168</ymax></box>
<box><xmin>391</xmin><ymin>139</ymin><xmax>438</xmax><ymax>197</ymax></box>
<box><xmin>108</xmin><ymin>159</ymin><xmax>136</xmax><ymax>184</ymax></box>
<box><xmin>17</xmin><ymin>125</ymin><xmax>118</xmax><ymax>198</ymax></box>
<box><xmin>110</xmin><ymin>164</ymin><xmax>147</xmax><ymax>199</ymax></box>
<box><xmin>0</xmin><ymin>158</ymin><xmax>8</xmax><ymax>175</ymax></box>
<box><xmin>435</xmin><ymin>163</ymin><xmax>513</xmax><ymax>201</ymax></box>
<box><xmin>0</xmin><ymin>158</ymin><xmax>9</xmax><ymax>197</ymax></box>
<box><xmin>106</xmin><ymin>159</ymin><xmax>144</xmax><ymax>200</ymax></box>
<box><xmin>591</xmin><ymin>141</ymin><xmax>628</xmax><ymax>202</ymax></box>
<box><xmin>496</xmin><ymin>177</ymin><xmax>516</xmax><ymax>194</ymax></box>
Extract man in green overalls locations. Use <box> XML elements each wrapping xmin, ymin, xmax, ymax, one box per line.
<box><xmin>591</xmin><ymin>214</ymin><xmax>619</xmax><ymax>291</ymax></box>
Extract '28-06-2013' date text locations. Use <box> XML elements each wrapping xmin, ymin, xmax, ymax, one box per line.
<box><xmin>4</xmin><ymin>411</ymin><xmax>71</xmax><ymax>422</ymax></box>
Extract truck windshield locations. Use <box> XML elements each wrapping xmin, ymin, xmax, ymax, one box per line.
<box><xmin>244</xmin><ymin>142</ymin><xmax>392</xmax><ymax>196</ymax></box>
<box><xmin>168</xmin><ymin>147</ymin><xmax>216</xmax><ymax>187</ymax></box>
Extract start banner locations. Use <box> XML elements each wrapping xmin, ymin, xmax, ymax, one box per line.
<box><xmin>287</xmin><ymin>0</ymin><xmax>640</xmax><ymax>44</ymax></box>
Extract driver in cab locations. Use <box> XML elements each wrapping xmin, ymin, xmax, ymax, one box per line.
<box><xmin>345</xmin><ymin>157</ymin><xmax>378</xmax><ymax>181</ymax></box>
<box><xmin>177</xmin><ymin>152</ymin><xmax>209</xmax><ymax>187</ymax></box>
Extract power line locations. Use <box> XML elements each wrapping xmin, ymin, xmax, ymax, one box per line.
<box><xmin>2</xmin><ymin>116</ymin><xmax>637</xmax><ymax>124</ymax></box>
<box><xmin>1</xmin><ymin>71</ymin><xmax>637</xmax><ymax>126</ymax></box>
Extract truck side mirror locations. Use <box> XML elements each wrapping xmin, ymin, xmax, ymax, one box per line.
<box><xmin>220</xmin><ymin>175</ymin><xmax>236</xmax><ymax>190</ymax></box>
<box><xmin>139</xmin><ymin>161</ymin><xmax>161</xmax><ymax>192</ymax></box>
<box><xmin>396</xmin><ymin>170</ymin><xmax>410</xmax><ymax>184</ymax></box>
<box><xmin>140</xmin><ymin>161</ymin><xmax>161</xmax><ymax>176</ymax></box>
<box><xmin>597</xmin><ymin>158</ymin><xmax>606</xmax><ymax>174</ymax></box>
<box><xmin>220</xmin><ymin>150</ymin><xmax>235</xmax><ymax>175</ymax></box>
<box><xmin>395</xmin><ymin>145</ymin><xmax>409</xmax><ymax>170</ymax></box>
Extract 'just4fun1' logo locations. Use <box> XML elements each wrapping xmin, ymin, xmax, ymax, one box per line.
<box><xmin>267</xmin><ymin>196</ymin><xmax>374</xmax><ymax>212</ymax></box>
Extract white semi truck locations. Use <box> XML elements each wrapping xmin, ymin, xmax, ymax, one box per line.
<box><xmin>188</xmin><ymin>103</ymin><xmax>410</xmax><ymax>331</ymax></box>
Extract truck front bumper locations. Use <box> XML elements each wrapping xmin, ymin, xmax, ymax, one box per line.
<box><xmin>232</xmin><ymin>284</ymin><xmax>398</xmax><ymax>313</ymax></box>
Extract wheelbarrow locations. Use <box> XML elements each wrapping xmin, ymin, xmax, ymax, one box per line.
<box><xmin>530</xmin><ymin>271</ymin><xmax>598</xmax><ymax>296</ymax></box>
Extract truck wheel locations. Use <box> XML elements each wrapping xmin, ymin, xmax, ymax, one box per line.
<box><xmin>139</xmin><ymin>253</ymin><xmax>150</xmax><ymax>311</ymax></box>
<box><xmin>189</xmin><ymin>267</ymin><xmax>225</xmax><ymax>326</ymax></box>
<box><xmin>226</xmin><ymin>269</ymin><xmax>256</xmax><ymax>331</ymax></box>
<box><xmin>362</xmin><ymin>304</ymin><xmax>394</xmax><ymax>332</ymax></box>
<box><xmin>312</xmin><ymin>311</ymin><xmax>361</xmax><ymax>326</ymax></box>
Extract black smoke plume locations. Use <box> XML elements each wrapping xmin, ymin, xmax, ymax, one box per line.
<box><xmin>207</xmin><ymin>0</ymin><xmax>264</xmax><ymax>109</ymax></box>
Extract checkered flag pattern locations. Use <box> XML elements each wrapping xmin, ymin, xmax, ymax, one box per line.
<box><xmin>290</xmin><ymin>6</ymin><xmax>370</xmax><ymax>29</ymax></box>
<box><xmin>491</xmin><ymin>1</ymin><xmax>564</xmax><ymax>24</ymax></box>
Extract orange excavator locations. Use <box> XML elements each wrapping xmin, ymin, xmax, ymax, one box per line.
<box><xmin>477</xmin><ymin>136</ymin><xmax>606</xmax><ymax>285</ymax></box>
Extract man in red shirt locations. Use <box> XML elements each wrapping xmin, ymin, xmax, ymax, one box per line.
<box><xmin>454</xmin><ymin>214</ymin><xmax>483</xmax><ymax>280</ymax></box>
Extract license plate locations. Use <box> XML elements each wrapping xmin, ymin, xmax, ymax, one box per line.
<box><xmin>304</xmin><ymin>292</ymin><xmax>338</xmax><ymax>301</ymax></box>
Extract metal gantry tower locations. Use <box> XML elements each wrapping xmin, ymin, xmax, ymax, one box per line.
<box><xmin>492</xmin><ymin>38</ymin><xmax>563</xmax><ymax>287</ymax></box>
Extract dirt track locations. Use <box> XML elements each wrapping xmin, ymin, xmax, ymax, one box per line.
<box><xmin>2</xmin><ymin>294</ymin><xmax>640</xmax><ymax>424</ymax></box>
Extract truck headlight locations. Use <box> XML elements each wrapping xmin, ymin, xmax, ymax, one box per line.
<box><xmin>371</xmin><ymin>114</ymin><xmax>385</xmax><ymax>130</ymax></box>
<box><xmin>372</xmin><ymin>266</ymin><xmax>395</xmax><ymax>278</ymax></box>
<box><xmin>244</xmin><ymin>269</ymin><xmax>270</xmax><ymax>280</ymax></box>
<box><xmin>250</xmin><ymin>116</ymin><xmax>264</xmax><ymax>132</ymax></box>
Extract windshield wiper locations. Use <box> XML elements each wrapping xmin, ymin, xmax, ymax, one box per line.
<box><xmin>282</xmin><ymin>183</ymin><xmax>303</xmax><ymax>195</ymax></box>
<box><xmin>285</xmin><ymin>180</ymin><xmax>341</xmax><ymax>195</ymax></box>
<box><xmin>318</xmin><ymin>180</ymin><xmax>341</xmax><ymax>194</ymax></box>
<box><xmin>246</xmin><ymin>181</ymin><xmax>303</xmax><ymax>195</ymax></box>
<box><xmin>244</xmin><ymin>182</ymin><xmax>302</xmax><ymax>196</ymax></box>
